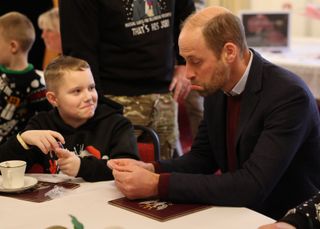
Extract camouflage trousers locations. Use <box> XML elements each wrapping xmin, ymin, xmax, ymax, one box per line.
<box><xmin>105</xmin><ymin>93</ymin><xmax>179</xmax><ymax>160</ymax></box>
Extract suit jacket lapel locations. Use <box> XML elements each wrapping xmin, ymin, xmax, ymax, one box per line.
<box><xmin>236</xmin><ymin>50</ymin><xmax>264</xmax><ymax>145</ymax></box>
<box><xmin>236</xmin><ymin>90</ymin><xmax>259</xmax><ymax>143</ymax></box>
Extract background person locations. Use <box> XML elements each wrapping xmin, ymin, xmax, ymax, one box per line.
<box><xmin>108</xmin><ymin>6</ymin><xmax>320</xmax><ymax>219</ymax></box>
<box><xmin>0</xmin><ymin>0</ymin><xmax>53</xmax><ymax>69</ymax></box>
<box><xmin>259</xmin><ymin>191</ymin><xmax>320</xmax><ymax>229</ymax></box>
<box><xmin>59</xmin><ymin>0</ymin><xmax>195</xmax><ymax>159</ymax></box>
<box><xmin>0</xmin><ymin>12</ymin><xmax>51</xmax><ymax>144</ymax></box>
<box><xmin>38</xmin><ymin>7</ymin><xmax>62</xmax><ymax>56</ymax></box>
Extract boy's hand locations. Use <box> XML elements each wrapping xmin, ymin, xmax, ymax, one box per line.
<box><xmin>21</xmin><ymin>130</ymin><xmax>65</xmax><ymax>154</ymax></box>
<box><xmin>55</xmin><ymin>148</ymin><xmax>80</xmax><ymax>177</ymax></box>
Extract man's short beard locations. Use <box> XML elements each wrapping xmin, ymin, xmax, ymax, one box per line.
<box><xmin>199</xmin><ymin>63</ymin><xmax>229</xmax><ymax>97</ymax></box>
<box><xmin>197</xmin><ymin>85</ymin><xmax>220</xmax><ymax>97</ymax></box>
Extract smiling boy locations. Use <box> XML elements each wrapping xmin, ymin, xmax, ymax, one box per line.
<box><xmin>0</xmin><ymin>55</ymin><xmax>139</xmax><ymax>181</ymax></box>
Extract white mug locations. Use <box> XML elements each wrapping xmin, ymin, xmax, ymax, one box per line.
<box><xmin>0</xmin><ymin>160</ymin><xmax>26</xmax><ymax>189</ymax></box>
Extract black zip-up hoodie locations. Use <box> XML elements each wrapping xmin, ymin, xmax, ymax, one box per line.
<box><xmin>0</xmin><ymin>98</ymin><xmax>139</xmax><ymax>181</ymax></box>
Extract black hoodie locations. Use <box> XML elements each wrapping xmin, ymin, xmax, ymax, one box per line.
<box><xmin>0</xmin><ymin>98</ymin><xmax>139</xmax><ymax>181</ymax></box>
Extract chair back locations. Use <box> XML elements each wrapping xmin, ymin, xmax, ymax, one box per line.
<box><xmin>134</xmin><ymin>125</ymin><xmax>160</xmax><ymax>162</ymax></box>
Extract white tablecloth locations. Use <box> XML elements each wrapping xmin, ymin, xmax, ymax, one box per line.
<box><xmin>259</xmin><ymin>37</ymin><xmax>320</xmax><ymax>99</ymax></box>
<box><xmin>0</xmin><ymin>174</ymin><xmax>274</xmax><ymax>229</ymax></box>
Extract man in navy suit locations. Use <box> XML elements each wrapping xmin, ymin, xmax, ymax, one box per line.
<box><xmin>108</xmin><ymin>6</ymin><xmax>320</xmax><ymax>219</ymax></box>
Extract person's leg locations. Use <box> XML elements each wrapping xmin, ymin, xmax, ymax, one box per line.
<box><xmin>151</xmin><ymin>93</ymin><xmax>179</xmax><ymax>160</ymax></box>
<box><xmin>105</xmin><ymin>95</ymin><xmax>153</xmax><ymax>136</ymax></box>
<box><xmin>105</xmin><ymin>94</ymin><xmax>179</xmax><ymax>160</ymax></box>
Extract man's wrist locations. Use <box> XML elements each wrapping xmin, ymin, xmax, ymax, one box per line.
<box><xmin>158</xmin><ymin>173</ymin><xmax>170</xmax><ymax>199</ymax></box>
<box><xmin>279</xmin><ymin>212</ymin><xmax>308</xmax><ymax>229</ymax></box>
<box><xmin>152</xmin><ymin>173</ymin><xmax>160</xmax><ymax>196</ymax></box>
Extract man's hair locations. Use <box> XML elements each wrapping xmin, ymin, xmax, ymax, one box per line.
<box><xmin>44</xmin><ymin>55</ymin><xmax>90</xmax><ymax>91</ymax></box>
<box><xmin>0</xmin><ymin>12</ymin><xmax>35</xmax><ymax>53</ymax></box>
<box><xmin>203</xmin><ymin>13</ymin><xmax>248</xmax><ymax>58</ymax></box>
<box><xmin>38</xmin><ymin>7</ymin><xmax>60</xmax><ymax>32</ymax></box>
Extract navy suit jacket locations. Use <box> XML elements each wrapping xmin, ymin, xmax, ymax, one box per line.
<box><xmin>159</xmin><ymin>50</ymin><xmax>320</xmax><ymax>219</ymax></box>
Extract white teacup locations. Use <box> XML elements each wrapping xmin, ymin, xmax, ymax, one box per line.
<box><xmin>0</xmin><ymin>160</ymin><xmax>26</xmax><ymax>189</ymax></box>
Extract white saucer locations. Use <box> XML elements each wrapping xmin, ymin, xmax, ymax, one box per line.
<box><xmin>0</xmin><ymin>176</ymin><xmax>38</xmax><ymax>193</ymax></box>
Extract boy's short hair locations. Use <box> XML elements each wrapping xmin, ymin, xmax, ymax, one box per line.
<box><xmin>44</xmin><ymin>55</ymin><xmax>90</xmax><ymax>91</ymax></box>
<box><xmin>0</xmin><ymin>12</ymin><xmax>35</xmax><ymax>53</ymax></box>
<box><xmin>38</xmin><ymin>7</ymin><xmax>60</xmax><ymax>32</ymax></box>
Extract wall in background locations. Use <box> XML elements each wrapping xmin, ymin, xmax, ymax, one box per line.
<box><xmin>249</xmin><ymin>0</ymin><xmax>319</xmax><ymax>37</ymax></box>
<box><xmin>207</xmin><ymin>0</ymin><xmax>320</xmax><ymax>38</ymax></box>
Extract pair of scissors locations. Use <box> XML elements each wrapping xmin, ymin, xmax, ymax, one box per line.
<box><xmin>49</xmin><ymin>142</ymin><xmax>64</xmax><ymax>174</ymax></box>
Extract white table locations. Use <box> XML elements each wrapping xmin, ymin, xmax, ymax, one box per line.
<box><xmin>259</xmin><ymin>37</ymin><xmax>320</xmax><ymax>99</ymax></box>
<box><xmin>0</xmin><ymin>174</ymin><xmax>275</xmax><ymax>229</ymax></box>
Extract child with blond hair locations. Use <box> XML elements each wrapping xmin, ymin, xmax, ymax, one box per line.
<box><xmin>0</xmin><ymin>12</ymin><xmax>51</xmax><ymax>144</ymax></box>
<box><xmin>0</xmin><ymin>55</ymin><xmax>139</xmax><ymax>181</ymax></box>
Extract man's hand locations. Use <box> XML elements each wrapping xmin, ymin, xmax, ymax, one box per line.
<box><xmin>107</xmin><ymin>158</ymin><xmax>155</xmax><ymax>172</ymax></box>
<box><xmin>55</xmin><ymin>148</ymin><xmax>80</xmax><ymax>177</ymax></box>
<box><xmin>21</xmin><ymin>130</ymin><xmax>64</xmax><ymax>154</ymax></box>
<box><xmin>110</xmin><ymin>162</ymin><xmax>159</xmax><ymax>199</ymax></box>
<box><xmin>258</xmin><ymin>222</ymin><xmax>296</xmax><ymax>229</ymax></box>
<box><xmin>169</xmin><ymin>65</ymin><xmax>191</xmax><ymax>101</ymax></box>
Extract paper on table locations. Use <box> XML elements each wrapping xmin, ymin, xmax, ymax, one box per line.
<box><xmin>28</xmin><ymin>173</ymin><xmax>72</xmax><ymax>183</ymax></box>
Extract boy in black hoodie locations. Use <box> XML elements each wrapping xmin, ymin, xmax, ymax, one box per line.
<box><xmin>0</xmin><ymin>55</ymin><xmax>139</xmax><ymax>181</ymax></box>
